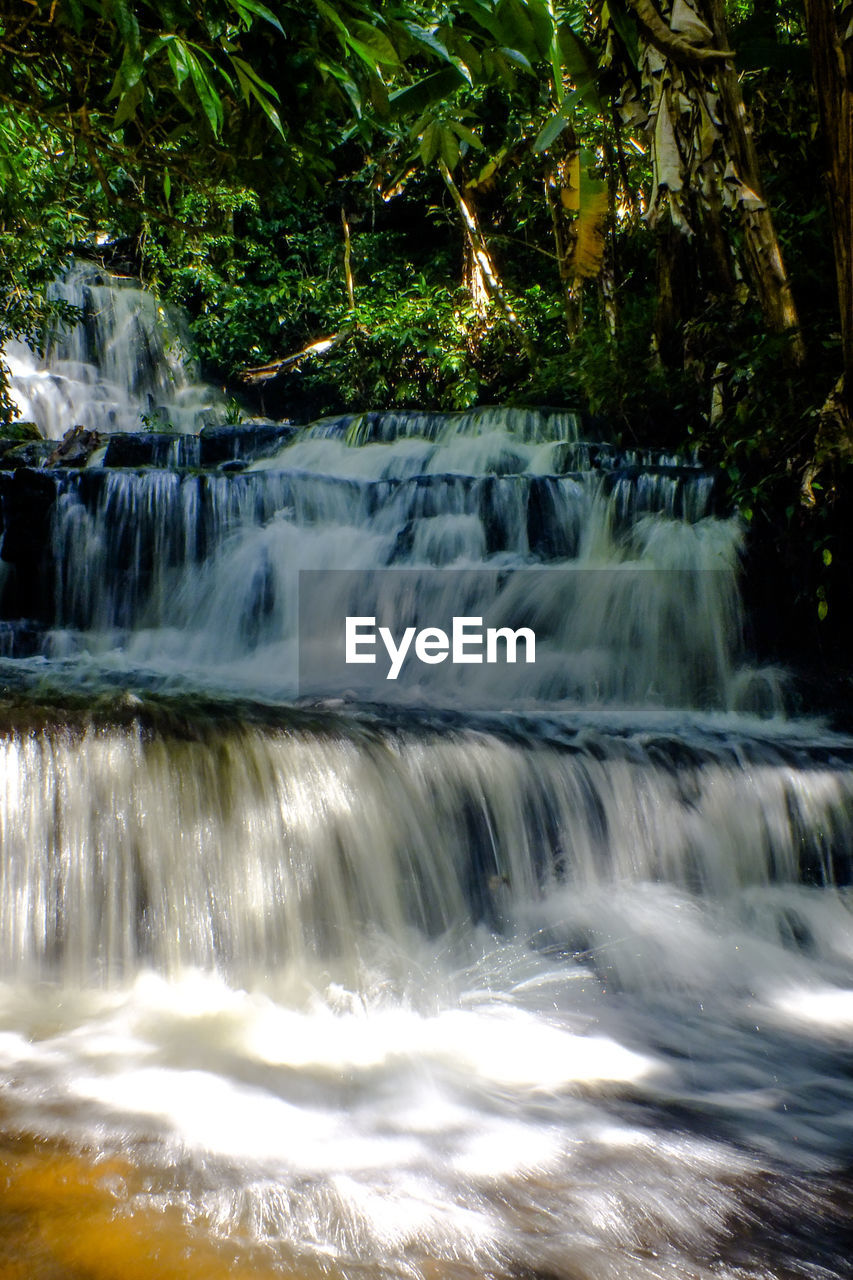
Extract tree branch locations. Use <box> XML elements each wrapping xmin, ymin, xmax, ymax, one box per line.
<box><xmin>623</xmin><ymin>0</ymin><xmax>733</xmax><ymax>64</ymax></box>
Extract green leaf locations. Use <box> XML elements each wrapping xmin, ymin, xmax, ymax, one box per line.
<box><xmin>389</xmin><ymin>67</ymin><xmax>466</xmax><ymax>118</ymax></box>
<box><xmin>314</xmin><ymin>0</ymin><xmax>349</xmax><ymax>37</ymax></box>
<box><xmin>345</xmin><ymin>35</ymin><xmax>394</xmax><ymax>72</ymax></box>
<box><xmin>823</xmin><ymin>548</ymin><xmax>833</xmax><ymax>566</ymax></box>
<box><xmin>491</xmin><ymin>0</ymin><xmax>539</xmax><ymax>58</ymax></box>
<box><xmin>533</xmin><ymin>112</ymin><xmax>570</xmax><ymax>152</ymax></box>
<box><xmin>246</xmin><ymin>81</ymin><xmax>286</xmax><ymax>137</ymax></box>
<box><xmin>109</xmin><ymin>0</ymin><xmax>140</xmax><ymax>54</ymax></box>
<box><xmin>439</xmin><ymin>125</ymin><xmax>460</xmax><ymax>169</ymax></box>
<box><xmin>163</xmin><ymin>168</ymin><xmax>171</xmax><ymax>202</ymax></box>
<box><xmin>166</xmin><ymin>40</ymin><xmax>192</xmax><ymax>91</ymax></box>
<box><xmin>449</xmin><ymin>120</ymin><xmax>484</xmax><ymax>149</ymax></box>
<box><xmin>419</xmin><ymin>120</ymin><xmax>440</xmax><ymax>165</ymax></box>
<box><xmin>604</xmin><ymin>0</ymin><xmax>641</xmax><ymax>70</ymax></box>
<box><xmin>404</xmin><ymin>22</ymin><xmax>452</xmax><ymax>63</ymax></box>
<box><xmin>112</xmin><ymin>79</ymin><xmax>144</xmax><ymax>128</ymax></box>
<box><xmin>185</xmin><ymin>48</ymin><xmax>224</xmax><ymax>136</ymax></box>
<box><xmin>818</xmin><ymin>599</ymin><xmax>829</xmax><ymax>621</ymax></box>
<box><xmin>351</xmin><ymin>20</ymin><xmax>400</xmax><ymax>66</ymax></box>
<box><xmin>65</xmin><ymin>0</ymin><xmax>85</xmax><ymax>34</ymax></box>
<box><xmin>557</xmin><ymin>23</ymin><xmax>602</xmax><ymax>114</ymax></box>
<box><xmin>317</xmin><ymin>57</ymin><xmax>363</xmax><ymax>115</ymax></box>
<box><xmin>404</xmin><ymin>21</ymin><xmax>472</xmax><ymax>82</ymax></box>
<box><xmin>519</xmin><ymin>0</ymin><xmax>556</xmax><ymax>59</ymax></box>
<box><xmin>498</xmin><ymin>46</ymin><xmax>534</xmax><ymax>73</ymax></box>
<box><xmin>227</xmin><ymin>0</ymin><xmax>285</xmax><ymax>35</ymax></box>
<box><xmin>230</xmin><ymin>56</ymin><xmax>281</xmax><ymax>100</ymax></box>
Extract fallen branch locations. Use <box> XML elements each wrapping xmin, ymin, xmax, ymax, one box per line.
<box><xmin>239</xmin><ymin>328</ymin><xmax>354</xmax><ymax>383</ymax></box>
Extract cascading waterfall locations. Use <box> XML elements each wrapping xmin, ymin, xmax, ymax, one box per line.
<box><xmin>6</xmin><ymin>261</ymin><xmax>224</xmax><ymax>438</ymax></box>
<box><xmin>0</xmin><ymin>267</ymin><xmax>852</xmax><ymax>1279</ymax></box>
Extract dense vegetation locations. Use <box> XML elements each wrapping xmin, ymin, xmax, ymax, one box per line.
<box><xmin>2</xmin><ymin>0</ymin><xmax>853</xmax><ymax>668</ymax></box>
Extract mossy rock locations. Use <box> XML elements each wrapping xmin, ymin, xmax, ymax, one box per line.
<box><xmin>0</xmin><ymin>421</ymin><xmax>44</xmax><ymax>445</ymax></box>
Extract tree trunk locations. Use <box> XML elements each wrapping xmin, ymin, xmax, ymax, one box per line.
<box><xmin>654</xmin><ymin>221</ymin><xmax>695</xmax><ymax>367</ymax></box>
<box><xmin>803</xmin><ymin>0</ymin><xmax>853</xmax><ymax>426</ymax></box>
<box><xmin>341</xmin><ymin>207</ymin><xmax>355</xmax><ymax>310</ymax></box>
<box><xmin>438</xmin><ymin>159</ymin><xmax>535</xmax><ymax>362</ymax></box>
<box><xmin>705</xmin><ymin>0</ymin><xmax>805</xmax><ymax>363</ymax></box>
<box><xmin>544</xmin><ymin>171</ymin><xmax>582</xmax><ymax>336</ymax></box>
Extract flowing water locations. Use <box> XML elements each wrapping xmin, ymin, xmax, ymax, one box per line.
<box><xmin>1</xmin><ymin>269</ymin><xmax>852</xmax><ymax>1278</ymax></box>
<box><xmin>6</xmin><ymin>260</ymin><xmax>223</xmax><ymax>438</ymax></box>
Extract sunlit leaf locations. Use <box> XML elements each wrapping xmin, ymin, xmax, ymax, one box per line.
<box><xmin>419</xmin><ymin>120</ymin><xmax>440</xmax><ymax>165</ymax></box>
<box><xmin>449</xmin><ymin>120</ymin><xmax>484</xmax><ymax>149</ymax></box>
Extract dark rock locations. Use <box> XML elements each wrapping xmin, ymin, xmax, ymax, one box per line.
<box><xmin>527</xmin><ymin>476</ymin><xmax>582</xmax><ymax>560</ymax></box>
<box><xmin>104</xmin><ymin>432</ymin><xmax>181</xmax><ymax>468</ymax></box>
<box><xmin>0</xmin><ymin>442</ymin><xmax>55</xmax><ymax>470</ymax></box>
<box><xmin>0</xmin><ymin>468</ymin><xmax>59</xmax><ymax>621</ymax></box>
<box><xmin>198</xmin><ymin>421</ymin><xmax>297</xmax><ymax>466</ymax></box>
<box><xmin>47</xmin><ymin>425</ymin><xmax>102</xmax><ymax>468</ymax></box>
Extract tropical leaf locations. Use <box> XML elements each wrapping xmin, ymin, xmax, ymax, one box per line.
<box><xmin>499</xmin><ymin>45</ymin><xmax>534</xmax><ymax>72</ymax></box>
<box><xmin>388</xmin><ymin>67</ymin><xmax>466</xmax><ymax>119</ymax></box>
<box><xmin>533</xmin><ymin>112</ymin><xmax>571</xmax><ymax>153</ymax></box>
<box><xmin>184</xmin><ymin>47</ymin><xmax>225</xmax><ymax>136</ymax></box>
<box><xmin>569</xmin><ymin>169</ymin><xmax>609</xmax><ymax>280</ymax></box>
<box><xmin>439</xmin><ymin>124</ymin><xmax>460</xmax><ymax>169</ymax></box>
<box><xmin>558</xmin><ymin>23</ymin><xmax>603</xmax><ymax>114</ymax></box>
<box><xmin>420</xmin><ymin>120</ymin><xmax>440</xmax><ymax>164</ymax></box>
<box><xmin>602</xmin><ymin>0</ymin><xmax>641</xmax><ymax>70</ymax></box>
<box><xmin>449</xmin><ymin>120</ymin><xmax>485</xmax><ymax>149</ymax></box>
<box><xmin>227</xmin><ymin>0</ymin><xmax>285</xmax><ymax>35</ymax></box>
<box><xmin>112</xmin><ymin>79</ymin><xmax>144</xmax><ymax>127</ymax></box>
<box><xmin>233</xmin><ymin>58</ymin><xmax>286</xmax><ymax>137</ymax></box>
<box><xmin>166</xmin><ymin>40</ymin><xmax>192</xmax><ymax>91</ymax></box>
<box><xmin>405</xmin><ymin>22</ymin><xmax>473</xmax><ymax>83</ymax></box>
<box><xmin>350</xmin><ymin>20</ymin><xmax>400</xmax><ymax>67</ymax></box>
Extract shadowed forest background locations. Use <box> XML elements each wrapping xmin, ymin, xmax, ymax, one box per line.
<box><xmin>2</xmin><ymin>0</ymin><xmax>852</xmax><ymax>691</ymax></box>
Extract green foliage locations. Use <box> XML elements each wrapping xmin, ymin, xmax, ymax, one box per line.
<box><xmin>306</xmin><ymin>287</ymin><xmax>485</xmax><ymax>412</ymax></box>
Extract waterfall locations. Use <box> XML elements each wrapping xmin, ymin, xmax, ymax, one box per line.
<box><xmin>0</xmin><ymin>269</ymin><xmax>852</xmax><ymax>1280</ymax></box>
<box><xmin>6</xmin><ymin>261</ymin><xmax>224</xmax><ymax>438</ymax></box>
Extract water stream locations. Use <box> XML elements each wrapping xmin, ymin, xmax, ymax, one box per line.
<box><xmin>0</xmin><ymin>268</ymin><xmax>852</xmax><ymax>1278</ymax></box>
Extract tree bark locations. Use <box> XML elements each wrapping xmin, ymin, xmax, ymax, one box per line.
<box><xmin>543</xmin><ymin>162</ymin><xmax>583</xmax><ymax>336</ymax></box>
<box><xmin>624</xmin><ymin>0</ymin><xmax>733</xmax><ymax>62</ymax></box>
<box><xmin>705</xmin><ymin>0</ymin><xmax>805</xmax><ymax>363</ymax></box>
<box><xmin>341</xmin><ymin>207</ymin><xmax>355</xmax><ymax>310</ymax></box>
<box><xmin>803</xmin><ymin>0</ymin><xmax>853</xmax><ymax>425</ymax></box>
<box><xmin>438</xmin><ymin>159</ymin><xmax>536</xmax><ymax>362</ymax></box>
<box><xmin>655</xmin><ymin>221</ymin><xmax>695</xmax><ymax>367</ymax></box>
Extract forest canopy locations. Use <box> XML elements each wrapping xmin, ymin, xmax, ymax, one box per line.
<box><xmin>1</xmin><ymin>0</ymin><xmax>852</xmax><ymax>595</ymax></box>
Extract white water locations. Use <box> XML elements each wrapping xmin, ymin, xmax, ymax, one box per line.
<box><xmin>0</xmin><ymin>269</ymin><xmax>852</xmax><ymax>1277</ymax></box>
<box><xmin>6</xmin><ymin>261</ymin><xmax>223</xmax><ymax>437</ymax></box>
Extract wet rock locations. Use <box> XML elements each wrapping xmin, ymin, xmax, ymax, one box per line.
<box><xmin>0</xmin><ymin>468</ymin><xmax>59</xmax><ymax>620</ymax></box>
<box><xmin>103</xmin><ymin>432</ymin><xmax>181</xmax><ymax>467</ymax></box>
<box><xmin>527</xmin><ymin>476</ymin><xmax>582</xmax><ymax>560</ymax></box>
<box><xmin>47</xmin><ymin>425</ymin><xmax>102</xmax><ymax>468</ymax></box>
<box><xmin>0</xmin><ymin>441</ymin><xmax>55</xmax><ymax>469</ymax></box>
<box><xmin>198</xmin><ymin>421</ymin><xmax>297</xmax><ymax>466</ymax></box>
